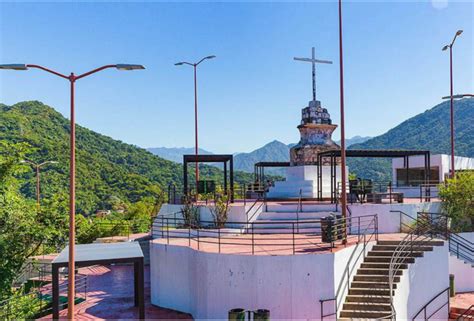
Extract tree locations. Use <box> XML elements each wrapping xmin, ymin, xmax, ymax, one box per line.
<box><xmin>439</xmin><ymin>172</ymin><xmax>474</xmax><ymax>232</ymax></box>
<box><xmin>0</xmin><ymin>142</ymin><xmax>43</xmax><ymax>297</ymax></box>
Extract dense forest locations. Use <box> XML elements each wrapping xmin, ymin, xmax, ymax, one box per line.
<box><xmin>347</xmin><ymin>98</ymin><xmax>474</xmax><ymax>181</ymax></box>
<box><xmin>0</xmin><ymin>101</ymin><xmax>255</xmax><ymax>216</ymax></box>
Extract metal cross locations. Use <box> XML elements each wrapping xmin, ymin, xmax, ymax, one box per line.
<box><xmin>294</xmin><ymin>47</ymin><xmax>333</xmax><ymax>101</ymax></box>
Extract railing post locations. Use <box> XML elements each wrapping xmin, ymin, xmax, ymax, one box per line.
<box><xmin>166</xmin><ymin>218</ymin><xmax>169</xmax><ymax>245</ymax></box>
<box><xmin>218</xmin><ymin>228</ymin><xmax>221</xmax><ymax>253</ymax></box>
<box><xmin>292</xmin><ymin>223</ymin><xmax>296</xmax><ymax>255</ymax></box>
<box><xmin>189</xmin><ymin>226</ymin><xmax>191</xmax><ymax>247</ymax></box>
<box><xmin>358</xmin><ymin>216</ymin><xmax>360</xmax><ymax>236</ymax></box>
<box><xmin>375</xmin><ymin>215</ymin><xmax>379</xmax><ymax>241</ymax></box>
<box><xmin>197</xmin><ymin>229</ymin><xmax>200</xmax><ymax>250</ymax></box>
<box><xmin>161</xmin><ymin>216</ymin><xmax>164</xmax><ymax>238</ymax></box>
<box><xmin>251</xmin><ymin>223</ymin><xmax>255</xmax><ymax>255</ymax></box>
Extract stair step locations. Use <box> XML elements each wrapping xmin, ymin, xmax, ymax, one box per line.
<box><xmin>350</xmin><ymin>281</ymin><xmax>396</xmax><ymax>289</ymax></box>
<box><xmin>348</xmin><ymin>288</ymin><xmax>394</xmax><ymax>296</ymax></box>
<box><xmin>377</xmin><ymin>240</ymin><xmax>444</xmax><ymax>246</ymax></box>
<box><xmin>360</xmin><ymin>262</ymin><xmax>408</xmax><ymax>269</ymax></box>
<box><xmin>340</xmin><ymin>309</ymin><xmax>392</xmax><ymax>318</ymax></box>
<box><xmin>357</xmin><ymin>268</ymin><xmax>403</xmax><ymax>276</ymax></box>
<box><xmin>345</xmin><ymin>295</ymin><xmax>390</xmax><ymax>303</ymax></box>
<box><xmin>367</xmin><ymin>250</ymin><xmax>424</xmax><ymax>258</ymax></box>
<box><xmin>372</xmin><ymin>245</ymin><xmax>433</xmax><ymax>252</ymax></box>
<box><xmin>342</xmin><ymin>302</ymin><xmax>392</xmax><ymax>312</ymax></box>
<box><xmin>353</xmin><ymin>275</ymin><xmax>400</xmax><ymax>283</ymax></box>
<box><xmin>364</xmin><ymin>256</ymin><xmax>415</xmax><ymax>263</ymax></box>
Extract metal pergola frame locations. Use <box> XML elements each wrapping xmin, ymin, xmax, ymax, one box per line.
<box><xmin>51</xmin><ymin>244</ymin><xmax>145</xmax><ymax>320</ymax></box>
<box><xmin>254</xmin><ymin>161</ymin><xmax>291</xmax><ymax>183</ymax></box>
<box><xmin>317</xmin><ymin>149</ymin><xmax>431</xmax><ymax>202</ymax></box>
<box><xmin>183</xmin><ymin>154</ymin><xmax>234</xmax><ymax>202</ymax></box>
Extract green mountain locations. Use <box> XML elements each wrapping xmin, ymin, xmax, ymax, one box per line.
<box><xmin>347</xmin><ymin>98</ymin><xmax>474</xmax><ymax>181</ymax></box>
<box><xmin>0</xmin><ymin>101</ymin><xmax>253</xmax><ymax>215</ymax></box>
<box><xmin>234</xmin><ymin>140</ymin><xmax>290</xmax><ymax>174</ymax></box>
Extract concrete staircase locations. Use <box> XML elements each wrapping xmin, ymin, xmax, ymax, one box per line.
<box><xmin>339</xmin><ymin>239</ymin><xmax>444</xmax><ymax>319</ymax></box>
<box><xmin>249</xmin><ymin>203</ymin><xmax>338</xmax><ymax>234</ymax></box>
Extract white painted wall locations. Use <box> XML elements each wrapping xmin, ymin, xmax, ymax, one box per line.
<box><xmin>394</xmin><ymin>242</ymin><xmax>450</xmax><ymax>321</ymax></box>
<box><xmin>150</xmin><ymin>241</ymin><xmax>373</xmax><ymax>320</ymax></box>
<box><xmin>158</xmin><ymin>202</ymin><xmax>260</xmax><ymax>224</ymax></box>
<box><xmin>348</xmin><ymin>202</ymin><xmax>442</xmax><ymax>234</ymax></box>
<box><xmin>449</xmin><ymin>232</ymin><xmax>474</xmax><ymax>293</ymax></box>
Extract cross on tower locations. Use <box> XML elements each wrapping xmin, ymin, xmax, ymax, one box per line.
<box><xmin>294</xmin><ymin>47</ymin><xmax>333</xmax><ymax>102</ymax></box>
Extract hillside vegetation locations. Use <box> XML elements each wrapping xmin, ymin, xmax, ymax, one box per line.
<box><xmin>348</xmin><ymin>98</ymin><xmax>474</xmax><ymax>181</ymax></box>
<box><xmin>0</xmin><ymin>101</ymin><xmax>254</xmax><ymax>215</ymax></box>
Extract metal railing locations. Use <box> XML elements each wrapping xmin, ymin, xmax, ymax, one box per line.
<box><xmin>295</xmin><ymin>189</ymin><xmax>303</xmax><ymax>232</ymax></box>
<box><xmin>397</xmin><ymin>211</ymin><xmax>473</xmax><ymax>265</ymax></box>
<box><xmin>151</xmin><ymin>214</ymin><xmax>378</xmax><ymax>256</ymax></box>
<box><xmin>319</xmin><ymin>214</ymin><xmax>379</xmax><ymax>320</ymax></box>
<box><xmin>455</xmin><ymin>304</ymin><xmax>474</xmax><ymax>320</ymax></box>
<box><xmin>412</xmin><ymin>287</ymin><xmax>450</xmax><ymax>321</ymax></box>
<box><xmin>385</xmin><ymin>212</ymin><xmax>448</xmax><ymax>319</ymax></box>
<box><xmin>0</xmin><ymin>272</ymin><xmax>87</xmax><ymax>320</ymax></box>
<box><xmin>246</xmin><ymin>196</ymin><xmax>266</xmax><ymax>223</ymax></box>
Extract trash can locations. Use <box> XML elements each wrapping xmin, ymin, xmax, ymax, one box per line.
<box><xmin>450</xmin><ymin>274</ymin><xmax>455</xmax><ymax>297</ymax></box>
<box><xmin>228</xmin><ymin>308</ymin><xmax>246</xmax><ymax>321</ymax></box>
<box><xmin>321</xmin><ymin>216</ymin><xmax>334</xmax><ymax>243</ymax></box>
<box><xmin>254</xmin><ymin>309</ymin><xmax>270</xmax><ymax>321</ymax></box>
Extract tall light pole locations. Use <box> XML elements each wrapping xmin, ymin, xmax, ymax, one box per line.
<box><xmin>21</xmin><ymin>160</ymin><xmax>58</xmax><ymax>210</ymax></box>
<box><xmin>0</xmin><ymin>63</ymin><xmax>144</xmax><ymax>320</ymax></box>
<box><xmin>338</xmin><ymin>0</ymin><xmax>348</xmax><ymax>243</ymax></box>
<box><xmin>175</xmin><ymin>55</ymin><xmax>216</xmax><ymax>196</ymax></box>
<box><xmin>442</xmin><ymin>29</ymin><xmax>463</xmax><ymax>178</ymax></box>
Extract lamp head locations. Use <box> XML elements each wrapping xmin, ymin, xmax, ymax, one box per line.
<box><xmin>205</xmin><ymin>55</ymin><xmax>216</xmax><ymax>60</ymax></box>
<box><xmin>0</xmin><ymin>64</ymin><xmax>28</xmax><ymax>70</ymax></box>
<box><xmin>456</xmin><ymin>30</ymin><xmax>463</xmax><ymax>36</ymax></box>
<box><xmin>116</xmin><ymin>64</ymin><xmax>145</xmax><ymax>71</ymax></box>
<box><xmin>442</xmin><ymin>45</ymin><xmax>449</xmax><ymax>51</ymax></box>
<box><xmin>175</xmin><ymin>62</ymin><xmax>185</xmax><ymax>66</ymax></box>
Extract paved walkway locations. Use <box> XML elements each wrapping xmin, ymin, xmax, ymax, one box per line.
<box><xmin>39</xmin><ymin>265</ymin><xmax>193</xmax><ymax>320</ymax></box>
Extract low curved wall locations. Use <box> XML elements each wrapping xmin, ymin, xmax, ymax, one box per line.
<box><xmin>150</xmin><ymin>241</ymin><xmax>372</xmax><ymax>319</ymax></box>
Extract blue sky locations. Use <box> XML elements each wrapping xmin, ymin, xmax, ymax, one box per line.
<box><xmin>0</xmin><ymin>1</ymin><xmax>472</xmax><ymax>153</ymax></box>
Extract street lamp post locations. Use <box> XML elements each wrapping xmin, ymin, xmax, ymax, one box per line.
<box><xmin>0</xmin><ymin>63</ymin><xmax>144</xmax><ymax>320</ymax></box>
<box><xmin>175</xmin><ymin>56</ymin><xmax>216</xmax><ymax>196</ymax></box>
<box><xmin>442</xmin><ymin>29</ymin><xmax>463</xmax><ymax>178</ymax></box>
<box><xmin>338</xmin><ymin>0</ymin><xmax>348</xmax><ymax>243</ymax></box>
<box><xmin>21</xmin><ymin>160</ymin><xmax>58</xmax><ymax>210</ymax></box>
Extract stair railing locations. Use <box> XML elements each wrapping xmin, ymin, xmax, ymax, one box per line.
<box><xmin>418</xmin><ymin>212</ymin><xmax>473</xmax><ymax>264</ymax></box>
<box><xmin>455</xmin><ymin>304</ymin><xmax>474</xmax><ymax>320</ymax></box>
<box><xmin>246</xmin><ymin>196</ymin><xmax>264</xmax><ymax>223</ymax></box>
<box><xmin>385</xmin><ymin>214</ymin><xmax>448</xmax><ymax>319</ymax></box>
<box><xmin>411</xmin><ymin>287</ymin><xmax>450</xmax><ymax>321</ymax></box>
<box><xmin>395</xmin><ymin>210</ymin><xmax>473</xmax><ymax>265</ymax></box>
<box><xmin>319</xmin><ymin>214</ymin><xmax>379</xmax><ymax>320</ymax></box>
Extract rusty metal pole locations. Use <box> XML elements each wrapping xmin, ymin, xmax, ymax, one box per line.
<box><xmin>449</xmin><ymin>46</ymin><xmax>455</xmax><ymax>178</ymax></box>
<box><xmin>36</xmin><ymin>165</ymin><xmax>40</xmax><ymax>210</ymax></box>
<box><xmin>68</xmin><ymin>73</ymin><xmax>76</xmax><ymax>321</ymax></box>
<box><xmin>338</xmin><ymin>0</ymin><xmax>348</xmax><ymax>244</ymax></box>
<box><xmin>194</xmin><ymin>64</ymin><xmax>199</xmax><ymax>193</ymax></box>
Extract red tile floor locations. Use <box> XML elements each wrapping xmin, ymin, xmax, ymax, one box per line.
<box><xmin>39</xmin><ymin>264</ymin><xmax>193</xmax><ymax>320</ymax></box>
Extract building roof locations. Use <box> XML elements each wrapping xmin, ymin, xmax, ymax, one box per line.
<box><xmin>52</xmin><ymin>242</ymin><xmax>143</xmax><ymax>267</ymax></box>
<box><xmin>318</xmin><ymin>149</ymin><xmax>430</xmax><ymax>158</ymax></box>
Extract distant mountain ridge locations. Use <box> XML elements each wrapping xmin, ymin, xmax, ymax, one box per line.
<box><xmin>147</xmin><ymin>147</ymin><xmax>213</xmax><ymax>163</ymax></box>
<box><xmin>347</xmin><ymin>98</ymin><xmax>474</xmax><ymax>181</ymax></box>
<box><xmin>149</xmin><ymin>136</ymin><xmax>372</xmax><ymax>174</ymax></box>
